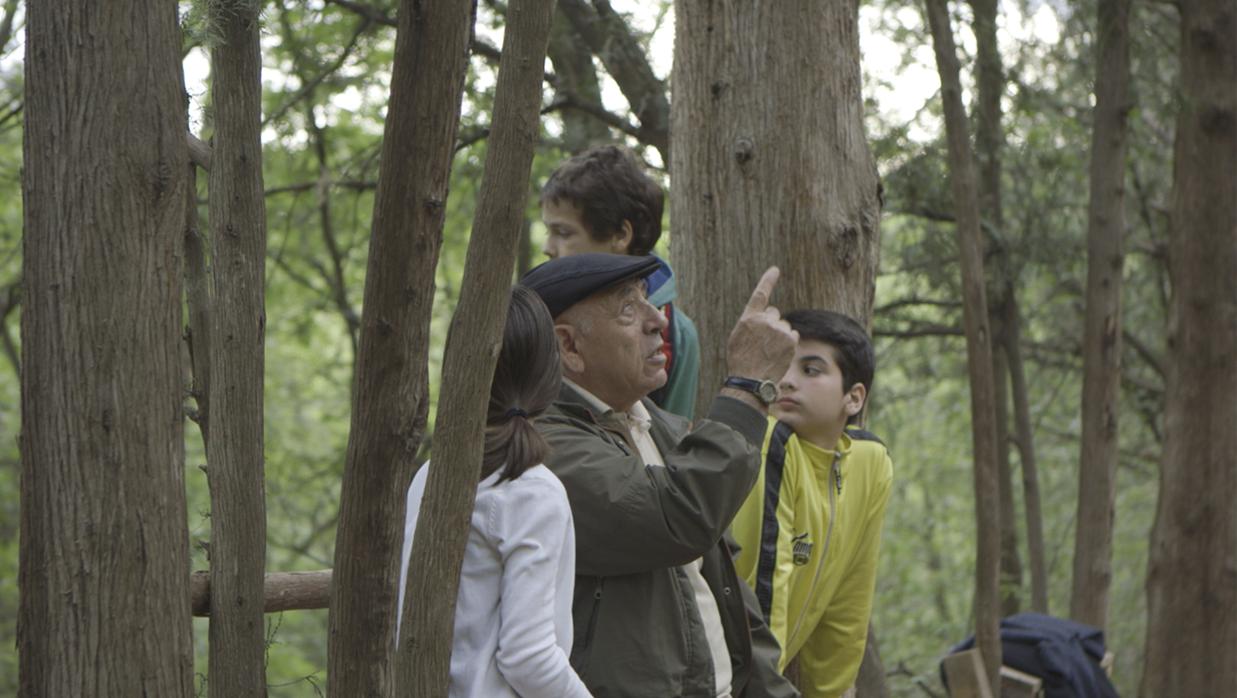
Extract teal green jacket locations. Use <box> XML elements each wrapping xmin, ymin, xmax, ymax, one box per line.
<box><xmin>647</xmin><ymin>257</ymin><xmax>701</xmax><ymax>420</ymax></box>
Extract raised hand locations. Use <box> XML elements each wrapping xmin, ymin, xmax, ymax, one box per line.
<box><xmin>724</xmin><ymin>267</ymin><xmax>798</xmax><ymax>384</ymax></box>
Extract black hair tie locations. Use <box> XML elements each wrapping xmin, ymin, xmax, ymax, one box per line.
<box><xmin>505</xmin><ymin>407</ymin><xmax>528</xmax><ymax>420</ymax></box>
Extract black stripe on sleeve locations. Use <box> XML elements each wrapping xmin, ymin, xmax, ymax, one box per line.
<box><xmin>755</xmin><ymin>421</ymin><xmax>795</xmax><ymax>621</ymax></box>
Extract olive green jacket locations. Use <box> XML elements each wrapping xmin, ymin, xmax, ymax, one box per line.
<box><xmin>538</xmin><ymin>384</ymin><xmax>799</xmax><ymax>698</ymax></box>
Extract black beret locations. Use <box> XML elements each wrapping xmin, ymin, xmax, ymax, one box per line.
<box><xmin>520</xmin><ymin>253</ymin><xmax>662</xmax><ymax>318</ymax></box>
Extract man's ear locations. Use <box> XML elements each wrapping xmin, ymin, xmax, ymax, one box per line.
<box><xmin>611</xmin><ymin>220</ymin><xmax>635</xmax><ymax>254</ymax></box>
<box><xmin>844</xmin><ymin>382</ymin><xmax>867</xmax><ymax>417</ymax></box>
<box><xmin>555</xmin><ymin>324</ymin><xmax>586</xmax><ymax>375</ymax></box>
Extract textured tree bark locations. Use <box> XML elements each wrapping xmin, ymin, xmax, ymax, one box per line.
<box><xmin>970</xmin><ymin>0</ymin><xmax>1022</xmax><ymax>619</ymax></box>
<box><xmin>854</xmin><ymin>622</ymin><xmax>892</xmax><ymax>698</ymax></box>
<box><xmin>1005</xmin><ymin>302</ymin><xmax>1047</xmax><ymax>614</ymax></box>
<box><xmin>206</xmin><ymin>2</ymin><xmax>270</xmax><ymax>694</ymax></box>
<box><xmin>1070</xmin><ymin>0</ymin><xmax>1130</xmax><ymax>633</ymax></box>
<box><xmin>325</xmin><ymin>0</ymin><xmax>474</xmax><ymax>692</ymax></box>
<box><xmin>18</xmin><ymin>0</ymin><xmax>194</xmax><ymax>694</ymax></box>
<box><xmin>394</xmin><ymin>0</ymin><xmax>556</xmax><ymax>692</ymax></box>
<box><xmin>671</xmin><ymin>0</ymin><xmax>882</xmax><ymax>418</ymax></box>
<box><xmin>991</xmin><ymin>322</ymin><xmax>1023</xmax><ymax>618</ymax></box>
<box><xmin>923</xmin><ymin>0</ymin><xmax>1003</xmax><ymax>691</ymax></box>
<box><xmin>1141</xmin><ymin>0</ymin><xmax>1237</xmax><ymax>694</ymax></box>
<box><xmin>191</xmin><ymin>570</ymin><xmax>332</xmax><ymax>616</ymax></box>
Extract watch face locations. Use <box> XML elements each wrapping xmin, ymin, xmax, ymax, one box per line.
<box><xmin>757</xmin><ymin>381</ymin><xmax>779</xmax><ymax>404</ymax></box>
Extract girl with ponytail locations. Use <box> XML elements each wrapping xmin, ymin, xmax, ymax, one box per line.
<box><xmin>397</xmin><ymin>286</ymin><xmax>591</xmax><ymax>697</ymax></box>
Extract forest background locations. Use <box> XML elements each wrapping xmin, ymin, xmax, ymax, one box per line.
<box><xmin>0</xmin><ymin>0</ymin><xmax>1219</xmax><ymax>695</ymax></box>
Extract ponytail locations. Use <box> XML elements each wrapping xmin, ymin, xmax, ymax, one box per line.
<box><xmin>480</xmin><ymin>286</ymin><xmax>561</xmax><ymax>483</ymax></box>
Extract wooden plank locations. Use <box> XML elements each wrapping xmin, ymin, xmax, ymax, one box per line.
<box><xmin>1000</xmin><ymin>664</ymin><xmax>1044</xmax><ymax>698</ymax></box>
<box><xmin>190</xmin><ymin>569</ymin><xmax>331</xmax><ymax>616</ymax></box>
<box><xmin>943</xmin><ymin>649</ymin><xmax>994</xmax><ymax>698</ymax></box>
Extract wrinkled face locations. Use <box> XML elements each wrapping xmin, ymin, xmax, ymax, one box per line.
<box><xmin>556</xmin><ymin>280</ymin><xmax>668</xmax><ymax>411</ymax></box>
<box><xmin>541</xmin><ymin>198</ymin><xmax>631</xmax><ymax>259</ymax></box>
<box><xmin>772</xmin><ymin>339</ymin><xmax>865</xmax><ymax>448</ymax></box>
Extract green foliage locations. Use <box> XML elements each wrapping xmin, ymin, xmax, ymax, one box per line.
<box><xmin>862</xmin><ymin>0</ymin><xmax>1176</xmax><ymax>694</ymax></box>
<box><xmin>0</xmin><ymin>15</ymin><xmax>21</xmax><ymax>693</ymax></box>
<box><xmin>0</xmin><ymin>0</ymin><xmax>1187</xmax><ymax>694</ymax></box>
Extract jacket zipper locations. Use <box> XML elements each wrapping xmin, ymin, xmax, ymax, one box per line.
<box><xmin>580</xmin><ymin>577</ymin><xmax>605</xmax><ymax>650</ymax></box>
<box><xmin>786</xmin><ymin>450</ymin><xmax>841</xmax><ymax>648</ymax></box>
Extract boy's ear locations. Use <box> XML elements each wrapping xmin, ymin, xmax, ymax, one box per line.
<box><xmin>555</xmin><ymin>324</ymin><xmax>585</xmax><ymax>375</ymax></box>
<box><xmin>610</xmin><ymin>220</ymin><xmax>635</xmax><ymax>254</ymax></box>
<box><xmin>843</xmin><ymin>382</ymin><xmax>867</xmax><ymax>417</ymax></box>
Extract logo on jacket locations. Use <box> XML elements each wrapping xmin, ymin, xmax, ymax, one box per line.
<box><xmin>791</xmin><ymin>533</ymin><xmax>813</xmax><ymax>566</ymax></box>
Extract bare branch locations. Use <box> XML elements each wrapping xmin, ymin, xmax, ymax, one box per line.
<box><xmin>191</xmin><ymin>569</ymin><xmax>332</xmax><ymax>616</ymax></box>
<box><xmin>455</xmin><ymin>95</ymin><xmax>643</xmax><ymax>152</ymax></box>
<box><xmin>875</xmin><ymin>296</ymin><xmax>963</xmax><ymax>314</ymax></box>
<box><xmin>1123</xmin><ymin>328</ymin><xmax>1165</xmax><ymax>379</ymax></box>
<box><xmin>0</xmin><ymin>0</ymin><xmax>19</xmax><ymax>56</ymax></box>
<box><xmin>546</xmin><ymin>93</ymin><xmax>642</xmax><ymax>137</ymax></box>
<box><xmin>263</xmin><ymin>18</ymin><xmax>371</xmax><ymax>128</ymax></box>
<box><xmin>323</xmin><ymin>0</ymin><xmax>394</xmax><ymax>26</ymax></box>
<box><xmin>188</xmin><ymin>132</ymin><xmax>212</xmax><ymax>171</ymax></box>
<box><xmin>455</xmin><ymin>125</ymin><xmax>492</xmax><ymax>152</ymax></box>
<box><xmin>323</xmin><ymin>0</ymin><xmax>559</xmax><ymax>84</ymax></box>
<box><xmin>557</xmin><ymin>0</ymin><xmax>669</xmax><ymax>159</ymax></box>
<box><xmin>886</xmin><ymin>206</ymin><xmax>956</xmax><ymax>223</ymax></box>
<box><xmin>269</xmin><ymin>249</ymin><xmax>325</xmax><ymax>294</ymax></box>
<box><xmin>1</xmin><ymin>280</ymin><xmax>20</xmax><ymax>379</ymax></box>
<box><xmin>0</xmin><ymin>104</ymin><xmax>20</xmax><ymax>136</ymax></box>
<box><xmin>183</xmin><ymin>166</ymin><xmax>211</xmax><ymax>447</ymax></box>
<box><xmin>275</xmin><ymin>509</ymin><xmax>342</xmax><ymax>563</ymax></box>
<box><xmin>264</xmin><ymin>179</ymin><xmax>377</xmax><ymax>196</ymax></box>
<box><xmin>873</xmin><ymin>323</ymin><xmax>964</xmax><ymax>339</ymax></box>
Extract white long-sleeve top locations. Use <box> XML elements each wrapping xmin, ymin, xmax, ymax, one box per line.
<box><xmin>398</xmin><ymin>463</ymin><xmax>592</xmax><ymax>698</ymax></box>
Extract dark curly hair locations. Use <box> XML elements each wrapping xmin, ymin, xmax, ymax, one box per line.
<box><xmin>540</xmin><ymin>145</ymin><xmax>664</xmax><ymax>256</ymax></box>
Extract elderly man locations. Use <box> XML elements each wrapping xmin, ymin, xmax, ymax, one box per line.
<box><xmin>521</xmin><ymin>253</ymin><xmax>800</xmax><ymax>698</ymax></box>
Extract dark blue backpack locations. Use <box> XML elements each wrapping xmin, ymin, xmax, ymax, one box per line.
<box><xmin>942</xmin><ymin>613</ymin><xmax>1119</xmax><ymax>697</ymax></box>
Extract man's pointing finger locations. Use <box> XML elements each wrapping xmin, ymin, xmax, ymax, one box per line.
<box><xmin>744</xmin><ymin>266</ymin><xmax>781</xmax><ymax>314</ymax></box>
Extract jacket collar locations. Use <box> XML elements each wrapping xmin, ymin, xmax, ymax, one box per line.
<box><xmin>555</xmin><ymin>381</ymin><xmax>686</xmax><ymax>447</ymax></box>
<box><xmin>555</xmin><ymin>381</ymin><xmax>627</xmax><ymax>429</ymax></box>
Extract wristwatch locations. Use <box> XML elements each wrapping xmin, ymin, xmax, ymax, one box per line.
<box><xmin>723</xmin><ymin>376</ymin><xmax>779</xmax><ymax>405</ymax></box>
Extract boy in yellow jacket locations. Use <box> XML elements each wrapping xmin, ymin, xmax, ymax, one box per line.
<box><xmin>730</xmin><ymin>310</ymin><xmax>893</xmax><ymax>698</ymax></box>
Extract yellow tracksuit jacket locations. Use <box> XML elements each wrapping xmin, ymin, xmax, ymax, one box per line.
<box><xmin>730</xmin><ymin>419</ymin><xmax>894</xmax><ymax>698</ymax></box>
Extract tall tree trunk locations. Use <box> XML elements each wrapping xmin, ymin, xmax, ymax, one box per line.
<box><xmin>923</xmin><ymin>0</ymin><xmax>1003</xmax><ymax>691</ymax></box>
<box><xmin>18</xmin><ymin>0</ymin><xmax>194</xmax><ymax>694</ymax></box>
<box><xmin>1005</xmin><ymin>300</ymin><xmax>1047</xmax><ymax>613</ymax></box>
<box><xmin>517</xmin><ymin>218</ymin><xmax>534</xmax><ymax>277</ymax></box>
<box><xmin>326</xmin><ymin>0</ymin><xmax>474</xmax><ymax>692</ymax></box>
<box><xmin>396</xmin><ymin>0</ymin><xmax>556</xmax><ymax>691</ymax></box>
<box><xmin>671</xmin><ymin>0</ymin><xmax>882</xmax><ymax>418</ymax></box>
<box><xmin>991</xmin><ymin>316</ymin><xmax>1022</xmax><ymax>617</ymax></box>
<box><xmin>546</xmin><ymin>8</ymin><xmax>611</xmax><ymax>152</ymax></box>
<box><xmin>970</xmin><ymin>0</ymin><xmax>1022</xmax><ymax>619</ymax></box>
<box><xmin>558</xmin><ymin>0</ymin><xmax>670</xmax><ymax>162</ymax></box>
<box><xmin>1141</xmin><ymin>0</ymin><xmax>1237</xmax><ymax>694</ymax></box>
<box><xmin>854</xmin><ymin>622</ymin><xmax>892</xmax><ymax>698</ymax></box>
<box><xmin>205</xmin><ymin>2</ymin><xmax>269</xmax><ymax>695</ymax></box>
<box><xmin>1070</xmin><ymin>0</ymin><xmax>1130</xmax><ymax>633</ymax></box>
